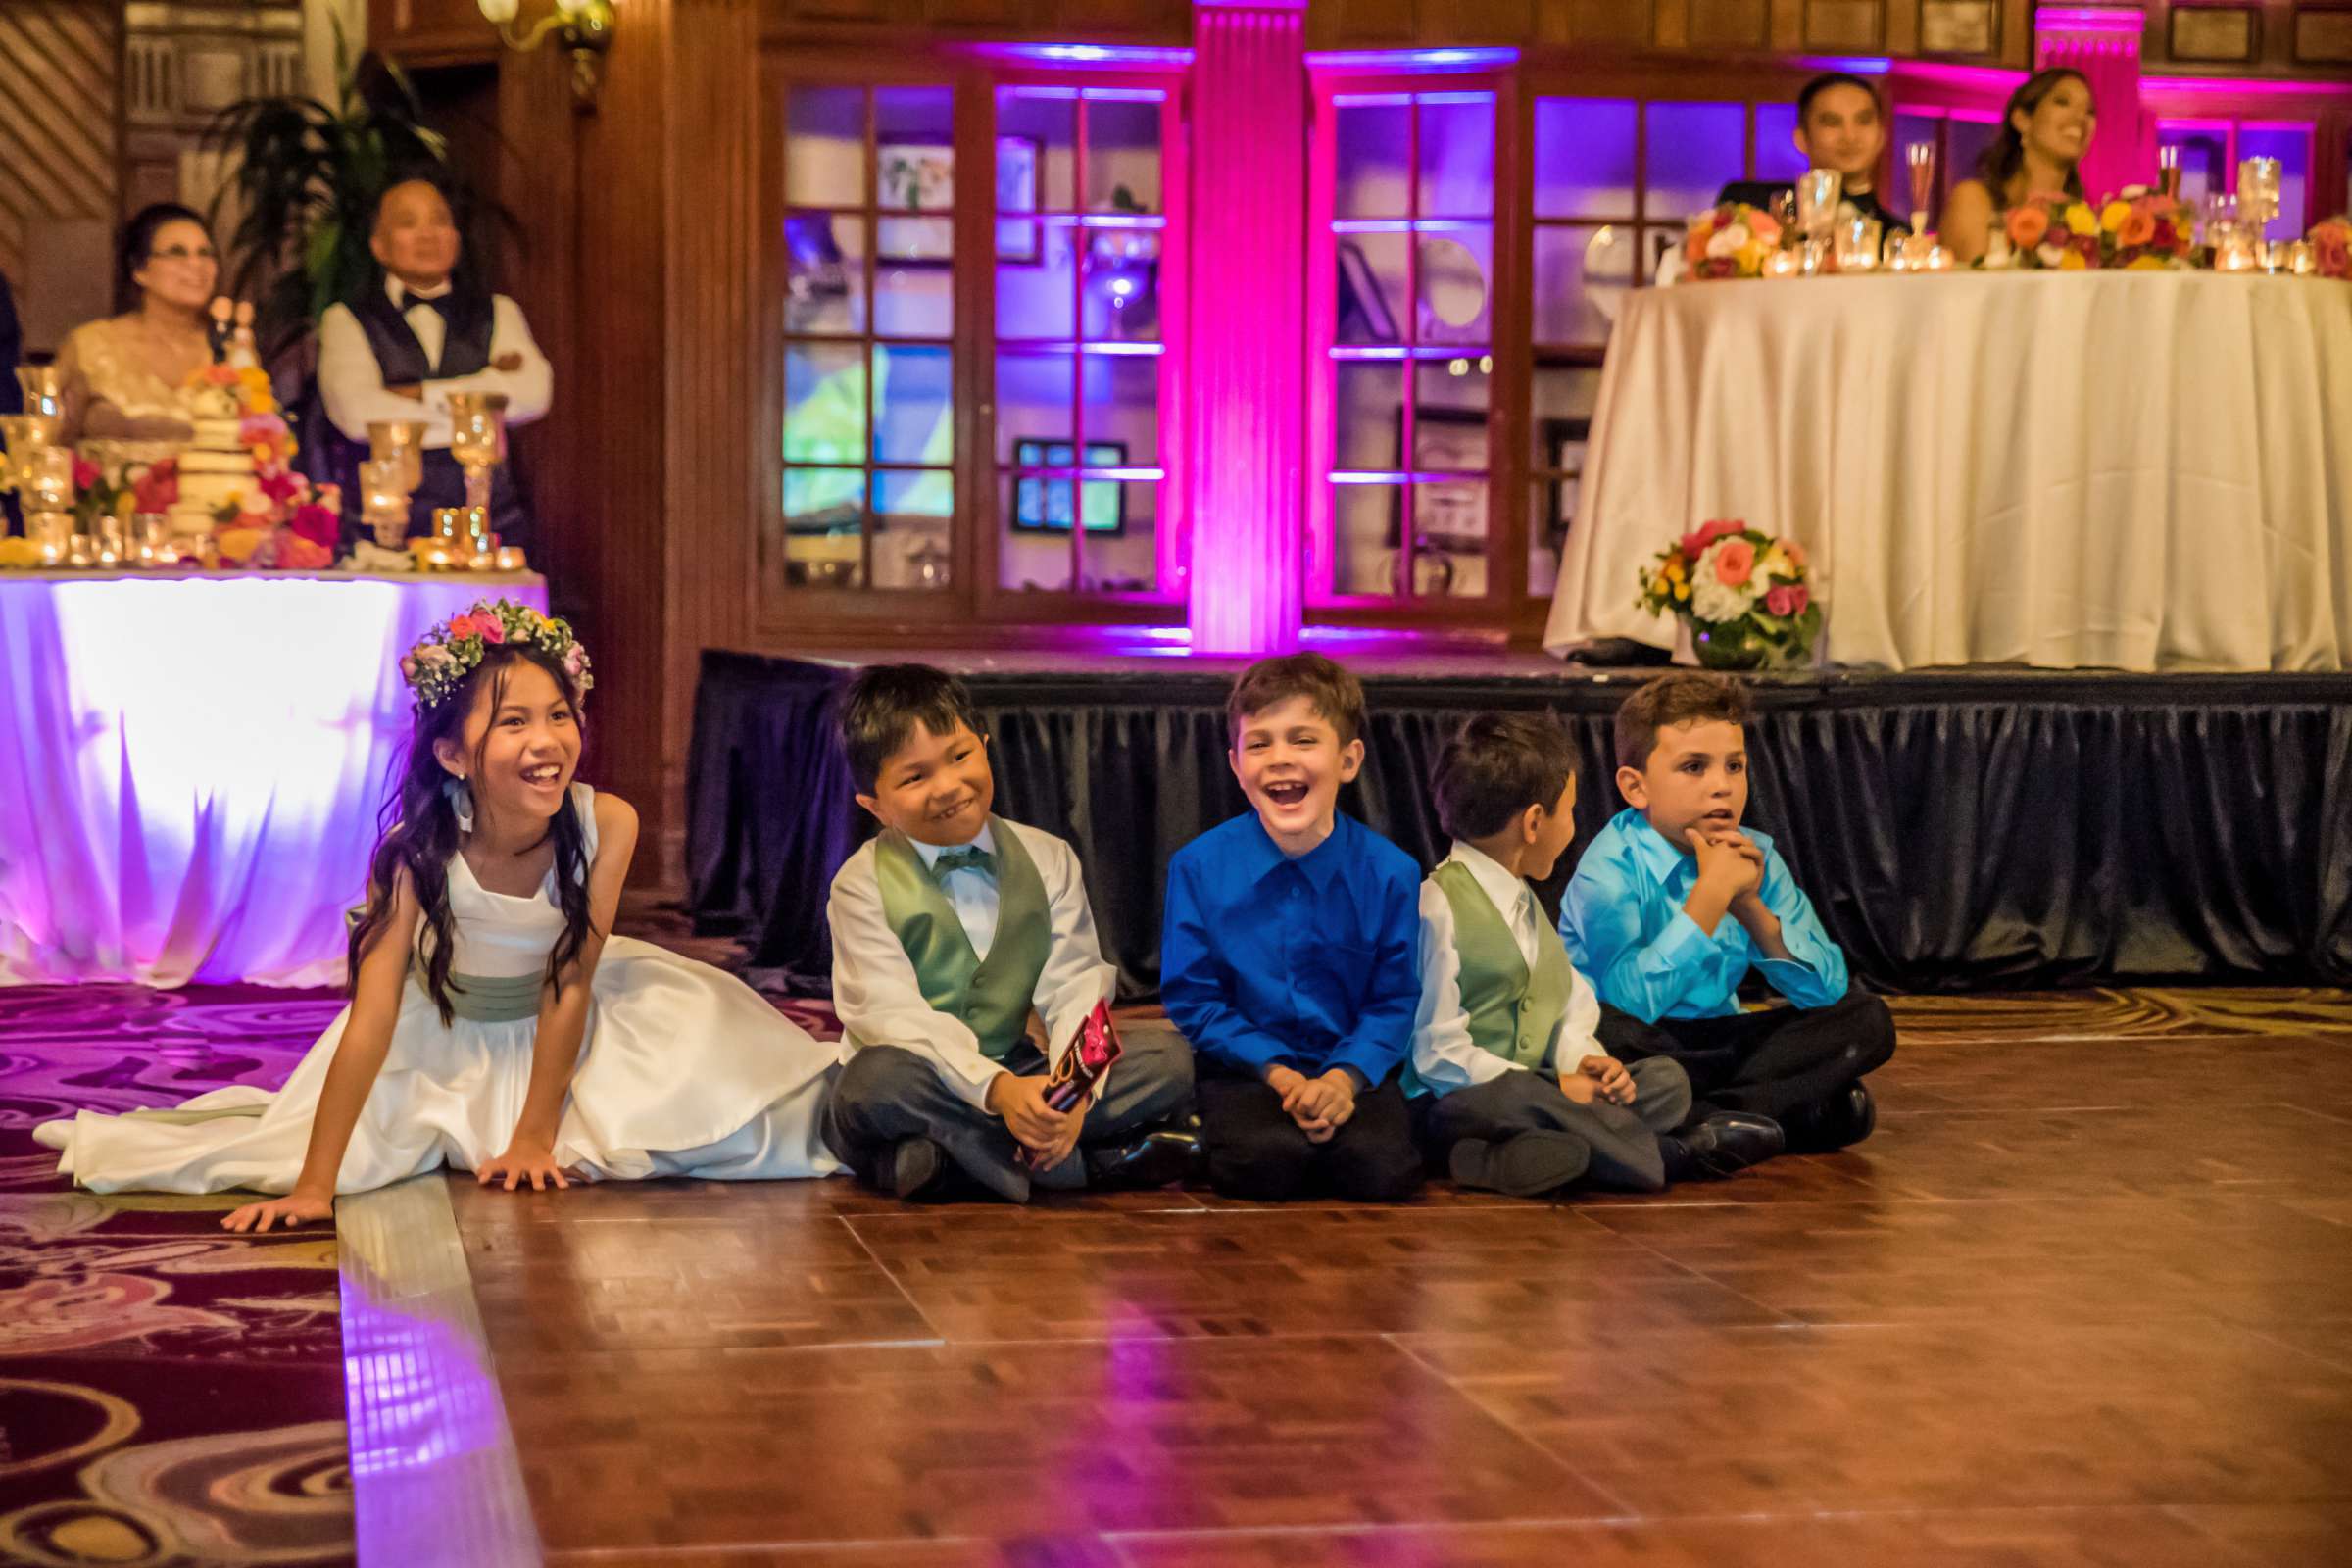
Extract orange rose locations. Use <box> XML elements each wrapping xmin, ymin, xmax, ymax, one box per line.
<box><xmin>2119</xmin><ymin>209</ymin><xmax>2155</xmax><ymax>247</ymax></box>
<box><xmin>2006</xmin><ymin>205</ymin><xmax>2049</xmax><ymax>250</ymax></box>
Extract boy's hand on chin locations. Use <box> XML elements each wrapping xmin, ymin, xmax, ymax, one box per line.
<box><xmin>1692</xmin><ymin>827</ymin><xmax>1762</xmax><ymax>900</ymax></box>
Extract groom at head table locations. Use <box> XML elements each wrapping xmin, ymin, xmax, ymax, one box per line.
<box><xmin>1717</xmin><ymin>73</ymin><xmax>1907</xmax><ymax>235</ymax></box>
<box><xmin>317</xmin><ymin>172</ymin><xmax>551</xmax><ymax>558</ymax></box>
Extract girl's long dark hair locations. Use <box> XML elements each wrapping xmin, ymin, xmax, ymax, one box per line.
<box><xmin>348</xmin><ymin>647</ymin><xmax>595</xmax><ymax>1025</ymax></box>
<box><xmin>1976</xmin><ymin>69</ymin><xmax>2092</xmax><ymax>203</ymax></box>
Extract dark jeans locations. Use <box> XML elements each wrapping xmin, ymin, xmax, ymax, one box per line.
<box><xmin>1416</xmin><ymin>1056</ymin><xmax>1694</xmax><ymax>1194</ymax></box>
<box><xmin>1595</xmin><ymin>988</ymin><xmax>1895</xmax><ymax>1129</ymax></box>
<box><xmin>1193</xmin><ymin>1060</ymin><xmax>1423</xmax><ymax>1202</ymax></box>
<box><xmin>821</xmin><ymin>1024</ymin><xmax>1195</xmax><ymax>1203</ymax></box>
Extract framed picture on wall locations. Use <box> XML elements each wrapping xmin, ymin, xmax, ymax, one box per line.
<box><xmin>996</xmin><ymin>135</ymin><xmax>1042</xmax><ymax>265</ymax></box>
<box><xmin>1540</xmin><ymin>416</ymin><xmax>1590</xmax><ymax>550</ymax></box>
<box><xmin>877</xmin><ymin>137</ymin><xmax>954</xmax><ymax>264</ymax></box>
<box><xmin>875</xmin><ymin>136</ymin><xmax>1046</xmax><ymax>264</ymax></box>
<box><xmin>1388</xmin><ymin>405</ymin><xmax>1489</xmax><ymax>554</ymax></box>
<box><xmin>1012</xmin><ymin>439</ymin><xmax>1128</xmax><ymax>534</ymax></box>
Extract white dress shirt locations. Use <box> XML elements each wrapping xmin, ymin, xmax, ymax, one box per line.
<box><xmin>1408</xmin><ymin>840</ymin><xmax>1602</xmax><ymax>1095</ymax></box>
<box><xmin>317</xmin><ymin>278</ymin><xmax>553</xmax><ymax>448</ymax></box>
<box><xmin>828</xmin><ymin>818</ymin><xmax>1120</xmax><ymax>1109</ymax></box>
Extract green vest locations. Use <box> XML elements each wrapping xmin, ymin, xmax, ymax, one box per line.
<box><xmin>1405</xmin><ymin>858</ymin><xmax>1573</xmax><ymax>1095</ymax></box>
<box><xmin>859</xmin><ymin>818</ymin><xmax>1053</xmax><ymax>1059</ymax></box>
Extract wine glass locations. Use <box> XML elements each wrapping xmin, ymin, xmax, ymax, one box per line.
<box><xmin>2237</xmin><ymin>158</ymin><xmax>2282</xmax><ymax>242</ymax></box>
<box><xmin>1795</xmin><ymin>169</ymin><xmax>1841</xmax><ymax>275</ymax></box>
<box><xmin>367</xmin><ymin>419</ymin><xmax>428</xmax><ymax>494</ymax></box>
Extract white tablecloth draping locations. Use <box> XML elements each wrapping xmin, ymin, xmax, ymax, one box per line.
<box><xmin>0</xmin><ymin>571</ymin><xmax>548</xmax><ymax>987</ymax></box>
<box><xmin>1543</xmin><ymin>271</ymin><xmax>2352</xmax><ymax>672</ymax></box>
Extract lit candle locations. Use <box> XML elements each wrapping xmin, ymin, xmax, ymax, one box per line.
<box><xmin>2289</xmin><ymin>241</ymin><xmax>2316</xmax><ymax>276</ymax></box>
<box><xmin>494</xmin><ymin>546</ymin><xmax>525</xmax><ymax>571</ymax></box>
<box><xmin>1767</xmin><ymin>247</ymin><xmax>1800</xmax><ymax>278</ymax></box>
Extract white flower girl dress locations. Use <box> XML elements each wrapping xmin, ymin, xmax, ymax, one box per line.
<box><xmin>39</xmin><ymin>785</ymin><xmax>847</xmax><ymax>1193</ymax></box>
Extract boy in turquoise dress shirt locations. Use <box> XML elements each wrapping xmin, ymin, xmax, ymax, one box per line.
<box><xmin>1562</xmin><ymin>672</ymin><xmax>1893</xmax><ymax>1151</ymax></box>
<box><xmin>1162</xmin><ymin>654</ymin><xmax>1425</xmax><ymax>1201</ymax></box>
<box><xmin>1408</xmin><ymin>714</ymin><xmax>1784</xmax><ymax>1197</ymax></box>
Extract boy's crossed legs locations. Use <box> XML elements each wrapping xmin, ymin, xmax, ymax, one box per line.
<box><xmin>824</xmin><ymin>1024</ymin><xmax>1196</xmax><ymax>1202</ymax></box>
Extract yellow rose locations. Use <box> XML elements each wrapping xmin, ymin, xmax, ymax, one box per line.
<box><xmin>2127</xmin><ymin>255</ymin><xmax>2169</xmax><ymax>271</ymax></box>
<box><xmin>2058</xmin><ymin>250</ymin><xmax>2088</xmax><ymax>270</ymax></box>
<box><xmin>1674</xmin><ymin>580</ymin><xmax>1690</xmax><ymax>601</ymax></box>
<box><xmin>0</xmin><ymin>536</ymin><xmax>40</xmax><ymax>566</ymax></box>
<box><xmin>113</xmin><ymin>494</ymin><xmax>135</xmax><ymax>522</ymax></box>
<box><xmin>2065</xmin><ymin>204</ymin><xmax>2098</xmax><ymax>238</ymax></box>
<box><xmin>2099</xmin><ymin>200</ymin><xmax>2131</xmax><ymax>234</ymax></box>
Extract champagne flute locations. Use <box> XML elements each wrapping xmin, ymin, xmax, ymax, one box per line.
<box><xmin>1905</xmin><ymin>142</ymin><xmax>1936</xmax><ymax>235</ymax></box>
<box><xmin>1795</xmin><ymin>169</ymin><xmax>1841</xmax><ymax>275</ymax></box>
<box><xmin>2158</xmin><ymin>145</ymin><xmax>2181</xmax><ymax>203</ymax></box>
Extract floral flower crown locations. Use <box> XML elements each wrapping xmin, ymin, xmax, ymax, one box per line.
<box><xmin>400</xmin><ymin>599</ymin><xmax>594</xmax><ymax>712</ymax></box>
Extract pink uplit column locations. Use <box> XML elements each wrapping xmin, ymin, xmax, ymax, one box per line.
<box><xmin>1186</xmin><ymin>0</ymin><xmax>1306</xmax><ymax>655</ymax></box>
<box><xmin>2035</xmin><ymin>6</ymin><xmax>2153</xmax><ymax>201</ymax></box>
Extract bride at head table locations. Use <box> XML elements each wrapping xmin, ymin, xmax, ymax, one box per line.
<box><xmin>53</xmin><ymin>203</ymin><xmax>225</xmax><ymax>452</ymax></box>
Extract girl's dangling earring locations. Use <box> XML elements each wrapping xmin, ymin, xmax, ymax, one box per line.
<box><xmin>445</xmin><ymin>775</ymin><xmax>475</xmax><ymax>834</ymax></box>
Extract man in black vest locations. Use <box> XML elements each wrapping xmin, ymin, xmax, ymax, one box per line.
<box><xmin>318</xmin><ymin>175</ymin><xmax>551</xmax><ymax>557</ymax></box>
<box><xmin>1718</xmin><ymin>73</ymin><xmax>1907</xmax><ymax>236</ymax></box>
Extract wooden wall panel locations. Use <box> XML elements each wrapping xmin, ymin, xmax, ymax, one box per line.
<box><xmin>1807</xmin><ymin>0</ymin><xmax>1884</xmax><ymax>49</ymax></box>
<box><xmin>2170</xmin><ymin>6</ymin><xmax>2260</xmax><ymax>60</ymax></box>
<box><xmin>369</xmin><ymin>0</ymin><xmax>499</xmax><ymax>62</ymax></box>
<box><xmin>2297</xmin><ymin>8</ymin><xmax>2352</xmax><ymax>62</ymax></box>
<box><xmin>662</xmin><ymin>0</ymin><xmax>760</xmax><ymax>884</ymax></box>
<box><xmin>1689</xmin><ymin>0</ymin><xmax>1770</xmax><ymax>48</ymax></box>
<box><xmin>0</xmin><ymin>0</ymin><xmax>122</xmax><ymax>352</ymax></box>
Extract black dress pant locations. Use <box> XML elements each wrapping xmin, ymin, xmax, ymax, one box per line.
<box><xmin>1594</xmin><ymin>987</ymin><xmax>1894</xmax><ymax>1125</ymax></box>
<box><xmin>1195</xmin><ymin>1061</ymin><xmax>1423</xmax><ymax>1202</ymax></box>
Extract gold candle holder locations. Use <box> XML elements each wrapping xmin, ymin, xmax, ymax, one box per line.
<box><xmin>15</xmin><ymin>365</ymin><xmax>66</xmax><ymax>435</ymax></box>
<box><xmin>360</xmin><ymin>456</ymin><xmax>413</xmax><ymax>550</ymax></box>
<box><xmin>28</xmin><ymin>511</ymin><xmax>72</xmax><ymax>564</ymax></box>
<box><xmin>366</xmin><ymin>418</ymin><xmax>428</xmax><ymax>493</ymax></box>
<box><xmin>444</xmin><ymin>393</ymin><xmax>510</xmax><ymax>515</ymax></box>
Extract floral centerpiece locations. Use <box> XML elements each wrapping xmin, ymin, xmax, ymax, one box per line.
<box><xmin>1995</xmin><ymin>191</ymin><xmax>2103</xmax><ymax>270</ymax></box>
<box><xmin>177</xmin><ymin>362</ymin><xmax>340</xmax><ymax>568</ymax></box>
<box><xmin>2311</xmin><ymin>217</ymin><xmax>2351</xmax><ymax>280</ymax></box>
<box><xmin>1638</xmin><ymin>519</ymin><xmax>1823</xmax><ymax>670</ymax></box>
<box><xmin>2099</xmin><ymin>190</ymin><xmax>2193</xmax><ymax>270</ymax></box>
<box><xmin>1682</xmin><ymin>203</ymin><xmax>1785</xmax><ymax>280</ymax></box>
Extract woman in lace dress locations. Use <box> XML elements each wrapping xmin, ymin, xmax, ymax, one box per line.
<box><xmin>54</xmin><ymin>203</ymin><xmax>220</xmax><ymax>447</ymax></box>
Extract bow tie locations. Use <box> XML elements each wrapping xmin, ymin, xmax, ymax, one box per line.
<box><xmin>928</xmin><ymin>844</ymin><xmax>995</xmax><ymax>881</ymax></box>
<box><xmin>398</xmin><ymin>291</ymin><xmax>453</xmax><ymax>319</ymax></box>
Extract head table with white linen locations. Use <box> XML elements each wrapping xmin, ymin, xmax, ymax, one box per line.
<box><xmin>0</xmin><ymin>570</ymin><xmax>549</xmax><ymax>987</ymax></box>
<box><xmin>1542</xmin><ymin>270</ymin><xmax>2352</xmax><ymax>672</ymax></box>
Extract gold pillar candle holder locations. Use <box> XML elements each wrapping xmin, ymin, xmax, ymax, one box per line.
<box><xmin>444</xmin><ymin>393</ymin><xmax>510</xmax><ymax>515</ymax></box>
<box><xmin>366</xmin><ymin>419</ymin><xmax>429</xmax><ymax>493</ymax></box>
<box><xmin>27</xmin><ymin>512</ymin><xmax>72</xmax><ymax>564</ymax></box>
<box><xmin>15</xmin><ymin>365</ymin><xmax>66</xmax><ymax>438</ymax></box>
<box><xmin>360</xmin><ymin>457</ymin><xmax>414</xmax><ymax>550</ymax></box>
<box><xmin>23</xmin><ymin>444</ymin><xmax>74</xmax><ymax>514</ymax></box>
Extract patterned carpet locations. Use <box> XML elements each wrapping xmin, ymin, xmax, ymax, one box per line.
<box><xmin>4</xmin><ymin>973</ymin><xmax>2348</xmax><ymax>1567</ymax></box>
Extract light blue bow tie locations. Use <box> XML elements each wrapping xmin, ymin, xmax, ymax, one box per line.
<box><xmin>928</xmin><ymin>844</ymin><xmax>995</xmax><ymax>881</ymax></box>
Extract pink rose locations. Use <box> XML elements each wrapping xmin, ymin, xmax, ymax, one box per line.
<box><xmin>1713</xmin><ymin>538</ymin><xmax>1756</xmax><ymax>587</ymax></box>
<box><xmin>1781</xmin><ymin>540</ymin><xmax>1808</xmax><ymax>570</ymax></box>
<box><xmin>402</xmin><ymin>655</ymin><xmax>418</xmax><ymax>679</ymax></box>
<box><xmin>258</xmin><ymin>465</ymin><xmax>303</xmax><ymax>503</ymax></box>
<box><xmin>2006</xmin><ymin>205</ymin><xmax>2049</xmax><ymax>250</ymax></box>
<box><xmin>1678</xmin><ymin>531</ymin><xmax>1707</xmax><ymax>562</ymax></box>
<box><xmin>477</xmin><ymin>615</ymin><xmax>505</xmax><ymax>644</ymax></box>
<box><xmin>1747</xmin><ymin>209</ymin><xmax>1782</xmax><ymax>245</ymax></box>
<box><xmin>1765</xmin><ymin>583</ymin><xmax>1809</xmax><ymax>617</ymax></box>
<box><xmin>1698</xmin><ymin>518</ymin><xmax>1745</xmax><ymax>549</ymax></box>
<box><xmin>289</xmin><ymin>503</ymin><xmax>339</xmax><ymax>552</ymax></box>
<box><xmin>73</xmin><ymin>458</ymin><xmax>101</xmax><ymax>492</ymax></box>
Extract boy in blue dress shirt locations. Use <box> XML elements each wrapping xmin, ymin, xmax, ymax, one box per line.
<box><xmin>1563</xmin><ymin>672</ymin><xmax>1893</xmax><ymax>1152</ymax></box>
<box><xmin>1161</xmin><ymin>654</ymin><xmax>1425</xmax><ymax>1201</ymax></box>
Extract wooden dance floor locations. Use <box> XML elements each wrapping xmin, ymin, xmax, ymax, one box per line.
<box><xmin>440</xmin><ymin>988</ymin><xmax>2352</xmax><ymax>1567</ymax></box>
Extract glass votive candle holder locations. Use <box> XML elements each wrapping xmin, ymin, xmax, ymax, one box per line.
<box><xmin>493</xmin><ymin>546</ymin><xmax>525</xmax><ymax>572</ymax></box>
<box><xmin>29</xmin><ymin>511</ymin><xmax>71</xmax><ymax>564</ymax></box>
<box><xmin>2288</xmin><ymin>240</ymin><xmax>2316</xmax><ymax>276</ymax></box>
<box><xmin>1766</xmin><ymin>247</ymin><xmax>1801</xmax><ymax>278</ymax></box>
<box><xmin>24</xmin><ymin>445</ymin><xmax>74</xmax><ymax>513</ymax></box>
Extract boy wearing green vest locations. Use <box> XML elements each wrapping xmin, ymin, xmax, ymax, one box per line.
<box><xmin>1408</xmin><ymin>714</ymin><xmax>1785</xmax><ymax>1197</ymax></box>
<box><xmin>820</xmin><ymin>665</ymin><xmax>1197</xmax><ymax>1202</ymax></box>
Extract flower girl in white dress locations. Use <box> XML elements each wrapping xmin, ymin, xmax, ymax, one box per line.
<box><xmin>37</xmin><ymin>600</ymin><xmax>847</xmax><ymax>1229</ymax></box>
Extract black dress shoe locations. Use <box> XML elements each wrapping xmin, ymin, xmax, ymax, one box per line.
<box><xmin>1783</xmin><ymin>1084</ymin><xmax>1877</xmax><ymax>1152</ymax></box>
<box><xmin>1084</xmin><ymin>1127</ymin><xmax>1199</xmax><ymax>1190</ymax></box>
<box><xmin>1447</xmin><ymin>1131</ymin><xmax>1592</xmax><ymax>1198</ymax></box>
<box><xmin>1659</xmin><ymin>1111</ymin><xmax>1786</xmax><ymax>1182</ymax></box>
<box><xmin>881</xmin><ymin>1137</ymin><xmax>947</xmax><ymax>1200</ymax></box>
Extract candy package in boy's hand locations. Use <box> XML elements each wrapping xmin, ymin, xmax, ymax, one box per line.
<box><xmin>1041</xmin><ymin>1000</ymin><xmax>1122</xmax><ymax>1113</ymax></box>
